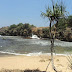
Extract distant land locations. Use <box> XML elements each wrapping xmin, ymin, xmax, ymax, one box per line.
<box><xmin>0</xmin><ymin>15</ymin><xmax>72</xmax><ymax>42</ymax></box>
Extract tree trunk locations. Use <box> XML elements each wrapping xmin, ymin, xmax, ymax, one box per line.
<box><xmin>50</xmin><ymin>20</ymin><xmax>58</xmax><ymax>72</ymax></box>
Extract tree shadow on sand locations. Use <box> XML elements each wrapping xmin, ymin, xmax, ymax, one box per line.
<box><xmin>0</xmin><ymin>69</ymin><xmax>46</xmax><ymax>72</ymax></box>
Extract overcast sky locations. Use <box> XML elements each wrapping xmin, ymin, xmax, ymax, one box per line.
<box><xmin>0</xmin><ymin>0</ymin><xmax>72</xmax><ymax>28</ymax></box>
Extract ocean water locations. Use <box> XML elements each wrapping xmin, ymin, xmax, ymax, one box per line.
<box><xmin>0</xmin><ymin>36</ymin><xmax>72</xmax><ymax>56</ymax></box>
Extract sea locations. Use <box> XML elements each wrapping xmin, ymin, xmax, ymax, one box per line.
<box><xmin>0</xmin><ymin>36</ymin><xmax>72</xmax><ymax>56</ymax></box>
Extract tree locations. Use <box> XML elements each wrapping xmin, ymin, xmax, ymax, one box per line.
<box><xmin>67</xmin><ymin>16</ymin><xmax>72</xmax><ymax>27</ymax></box>
<box><xmin>17</xmin><ymin>23</ymin><xmax>23</xmax><ymax>26</ymax></box>
<box><xmin>56</xmin><ymin>18</ymin><xmax>67</xmax><ymax>30</ymax></box>
<box><xmin>9</xmin><ymin>24</ymin><xmax>17</xmax><ymax>30</ymax></box>
<box><xmin>41</xmin><ymin>0</ymin><xmax>66</xmax><ymax>72</ymax></box>
<box><xmin>42</xmin><ymin>28</ymin><xmax>49</xmax><ymax>38</ymax></box>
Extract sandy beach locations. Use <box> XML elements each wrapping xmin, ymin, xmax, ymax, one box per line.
<box><xmin>0</xmin><ymin>55</ymin><xmax>71</xmax><ymax>72</ymax></box>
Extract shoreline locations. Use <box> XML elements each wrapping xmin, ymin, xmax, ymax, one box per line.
<box><xmin>0</xmin><ymin>51</ymin><xmax>71</xmax><ymax>57</ymax></box>
<box><xmin>0</xmin><ymin>55</ymin><xmax>71</xmax><ymax>72</ymax></box>
<box><xmin>0</xmin><ymin>35</ymin><xmax>72</xmax><ymax>42</ymax></box>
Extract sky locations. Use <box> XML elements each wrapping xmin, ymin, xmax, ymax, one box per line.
<box><xmin>0</xmin><ymin>0</ymin><xmax>72</xmax><ymax>28</ymax></box>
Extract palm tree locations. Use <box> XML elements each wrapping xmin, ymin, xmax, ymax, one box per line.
<box><xmin>41</xmin><ymin>0</ymin><xmax>66</xmax><ymax>72</ymax></box>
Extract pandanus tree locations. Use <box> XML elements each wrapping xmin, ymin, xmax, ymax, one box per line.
<box><xmin>41</xmin><ymin>0</ymin><xmax>66</xmax><ymax>72</ymax></box>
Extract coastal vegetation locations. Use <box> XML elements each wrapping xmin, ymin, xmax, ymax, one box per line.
<box><xmin>0</xmin><ymin>15</ymin><xmax>72</xmax><ymax>42</ymax></box>
<box><xmin>0</xmin><ymin>23</ymin><xmax>35</xmax><ymax>37</ymax></box>
<box><xmin>55</xmin><ymin>16</ymin><xmax>72</xmax><ymax>41</ymax></box>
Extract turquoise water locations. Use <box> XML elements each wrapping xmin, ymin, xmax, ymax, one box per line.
<box><xmin>0</xmin><ymin>36</ymin><xmax>72</xmax><ymax>56</ymax></box>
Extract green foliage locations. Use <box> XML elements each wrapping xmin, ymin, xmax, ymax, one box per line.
<box><xmin>41</xmin><ymin>1</ymin><xmax>66</xmax><ymax>40</ymax></box>
<box><xmin>36</xmin><ymin>29</ymin><xmax>42</xmax><ymax>37</ymax></box>
<box><xmin>1</xmin><ymin>23</ymin><xmax>34</xmax><ymax>37</ymax></box>
<box><xmin>67</xmin><ymin>16</ymin><xmax>72</xmax><ymax>27</ymax></box>
<box><xmin>54</xmin><ymin>15</ymin><xmax>72</xmax><ymax>41</ymax></box>
<box><xmin>9</xmin><ymin>24</ymin><xmax>17</xmax><ymax>30</ymax></box>
<box><xmin>55</xmin><ymin>15</ymin><xmax>72</xmax><ymax>32</ymax></box>
<box><xmin>54</xmin><ymin>3</ymin><xmax>66</xmax><ymax>18</ymax></box>
<box><xmin>41</xmin><ymin>2</ymin><xmax>66</xmax><ymax>20</ymax></box>
<box><xmin>42</xmin><ymin>28</ymin><xmax>49</xmax><ymax>38</ymax></box>
<box><xmin>31</xmin><ymin>24</ymin><xmax>36</xmax><ymax>28</ymax></box>
<box><xmin>56</xmin><ymin>18</ymin><xmax>67</xmax><ymax>31</ymax></box>
<box><xmin>17</xmin><ymin>23</ymin><xmax>23</xmax><ymax>26</ymax></box>
<box><xmin>0</xmin><ymin>23</ymin><xmax>35</xmax><ymax>37</ymax></box>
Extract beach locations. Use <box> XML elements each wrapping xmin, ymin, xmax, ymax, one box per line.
<box><xmin>0</xmin><ymin>36</ymin><xmax>72</xmax><ymax>72</ymax></box>
<box><xmin>0</xmin><ymin>55</ymin><xmax>71</xmax><ymax>72</ymax></box>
